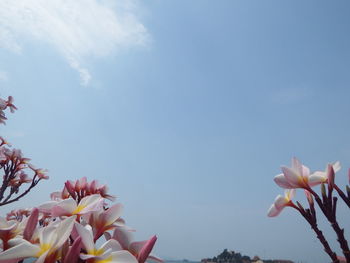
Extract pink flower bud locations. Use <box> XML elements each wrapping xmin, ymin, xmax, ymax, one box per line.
<box><xmin>137</xmin><ymin>236</ymin><xmax>158</xmax><ymax>263</ymax></box>
<box><xmin>327</xmin><ymin>164</ymin><xmax>335</xmax><ymax>188</ymax></box>
<box><xmin>65</xmin><ymin>180</ymin><xmax>76</xmax><ymax>199</ymax></box>
<box><xmin>23</xmin><ymin>208</ymin><xmax>39</xmax><ymax>241</ymax></box>
<box><xmin>304</xmin><ymin>190</ymin><xmax>314</xmax><ymax>205</ymax></box>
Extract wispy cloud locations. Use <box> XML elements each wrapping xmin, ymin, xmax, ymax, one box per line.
<box><xmin>0</xmin><ymin>0</ymin><xmax>149</xmax><ymax>85</ymax></box>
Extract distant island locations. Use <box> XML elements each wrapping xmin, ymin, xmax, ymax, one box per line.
<box><xmin>201</xmin><ymin>249</ymin><xmax>294</xmax><ymax>263</ymax></box>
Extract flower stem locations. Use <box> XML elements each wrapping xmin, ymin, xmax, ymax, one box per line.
<box><xmin>291</xmin><ymin>202</ymin><xmax>339</xmax><ymax>263</ymax></box>
<box><xmin>308</xmin><ymin>188</ymin><xmax>350</xmax><ymax>263</ymax></box>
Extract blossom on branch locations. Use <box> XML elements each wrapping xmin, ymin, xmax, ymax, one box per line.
<box><xmin>267</xmin><ymin>189</ymin><xmax>296</xmax><ymax>217</ymax></box>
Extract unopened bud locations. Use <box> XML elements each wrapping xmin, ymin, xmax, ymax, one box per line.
<box><xmin>305</xmin><ymin>190</ymin><xmax>314</xmax><ymax>205</ymax></box>
<box><xmin>65</xmin><ymin>181</ymin><xmax>76</xmax><ymax>199</ymax></box>
<box><xmin>327</xmin><ymin>164</ymin><xmax>335</xmax><ymax>189</ymax></box>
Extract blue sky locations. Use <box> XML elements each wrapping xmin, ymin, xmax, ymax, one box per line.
<box><xmin>1</xmin><ymin>1</ymin><xmax>350</xmax><ymax>262</ymax></box>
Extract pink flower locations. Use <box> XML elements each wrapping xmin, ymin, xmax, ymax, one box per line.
<box><xmin>274</xmin><ymin>157</ymin><xmax>312</xmax><ymax>189</ymax></box>
<box><xmin>5</xmin><ymin>96</ymin><xmax>17</xmax><ymax>113</ymax></box>
<box><xmin>0</xmin><ymin>217</ymin><xmax>25</xmax><ymax>250</ymax></box>
<box><xmin>75</xmin><ymin>222</ymin><xmax>138</xmax><ymax>263</ymax></box>
<box><xmin>112</xmin><ymin>227</ymin><xmax>163</xmax><ymax>263</ymax></box>
<box><xmin>89</xmin><ymin>203</ymin><xmax>124</xmax><ymax>240</ymax></box>
<box><xmin>308</xmin><ymin>162</ymin><xmax>340</xmax><ymax>187</ymax></box>
<box><xmin>267</xmin><ymin>189</ymin><xmax>296</xmax><ymax>217</ymax></box>
<box><xmin>28</xmin><ymin>165</ymin><xmax>49</xmax><ymax>180</ymax></box>
<box><xmin>52</xmin><ymin>194</ymin><xmax>104</xmax><ymax>217</ymax></box>
<box><xmin>0</xmin><ymin>216</ymin><xmax>75</xmax><ymax>263</ymax></box>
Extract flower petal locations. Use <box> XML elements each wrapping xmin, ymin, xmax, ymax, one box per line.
<box><xmin>23</xmin><ymin>208</ymin><xmax>39</xmax><ymax>241</ymax></box>
<box><xmin>40</xmin><ymin>225</ymin><xmax>56</xmax><ymax>245</ymax></box>
<box><xmin>110</xmin><ymin>250</ymin><xmax>138</xmax><ymax>263</ymax></box>
<box><xmin>286</xmin><ymin>189</ymin><xmax>296</xmax><ymax>200</ymax></box>
<box><xmin>281</xmin><ymin>166</ymin><xmax>302</xmax><ymax>188</ymax></box>
<box><xmin>112</xmin><ymin>227</ymin><xmax>133</xmax><ymax>250</ymax></box>
<box><xmin>80</xmin><ymin>253</ymin><xmax>98</xmax><ymax>260</ymax></box>
<box><xmin>274</xmin><ymin>174</ymin><xmax>293</xmax><ymax>189</ymax></box>
<box><xmin>273</xmin><ymin>195</ymin><xmax>287</xmax><ymax>209</ymax></box>
<box><xmin>63</xmin><ymin>237</ymin><xmax>82</xmax><ymax>263</ymax></box>
<box><xmin>301</xmin><ymin>165</ymin><xmax>310</xmax><ymax>178</ymax></box>
<box><xmin>267</xmin><ymin>204</ymin><xmax>282</xmax><ymax>217</ymax></box>
<box><xmin>35</xmin><ymin>251</ymin><xmax>50</xmax><ymax>263</ymax></box>
<box><xmin>137</xmin><ymin>236</ymin><xmax>157</xmax><ymax>263</ymax></box>
<box><xmin>52</xmin><ymin>199</ymin><xmax>77</xmax><ymax>216</ymax></box>
<box><xmin>129</xmin><ymin>241</ymin><xmax>147</xmax><ymax>255</ymax></box>
<box><xmin>79</xmin><ymin>195</ymin><xmax>104</xmax><ymax>215</ymax></box>
<box><xmin>53</xmin><ymin>216</ymin><xmax>76</xmax><ymax>249</ymax></box>
<box><xmin>100</xmin><ymin>239</ymin><xmax>122</xmax><ymax>252</ymax></box>
<box><xmin>79</xmin><ymin>194</ymin><xmax>102</xmax><ymax>208</ymax></box>
<box><xmin>0</xmin><ymin>239</ymin><xmax>40</xmax><ymax>260</ymax></box>
<box><xmin>101</xmin><ymin>204</ymin><xmax>123</xmax><ymax>226</ymax></box>
<box><xmin>333</xmin><ymin>161</ymin><xmax>341</xmax><ymax>173</ymax></box>
<box><xmin>291</xmin><ymin>157</ymin><xmax>302</xmax><ymax>175</ymax></box>
<box><xmin>38</xmin><ymin>201</ymin><xmax>58</xmax><ymax>214</ymax></box>
<box><xmin>74</xmin><ymin>223</ymin><xmax>94</xmax><ymax>253</ymax></box>
<box><xmin>308</xmin><ymin>171</ymin><xmax>327</xmax><ymax>187</ymax></box>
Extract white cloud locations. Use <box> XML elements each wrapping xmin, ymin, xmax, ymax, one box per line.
<box><xmin>0</xmin><ymin>0</ymin><xmax>149</xmax><ymax>85</ymax></box>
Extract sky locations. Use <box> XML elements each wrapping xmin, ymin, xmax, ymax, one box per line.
<box><xmin>0</xmin><ymin>1</ymin><xmax>350</xmax><ymax>262</ymax></box>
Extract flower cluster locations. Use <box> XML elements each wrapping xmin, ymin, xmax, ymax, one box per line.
<box><xmin>0</xmin><ymin>177</ymin><xmax>162</xmax><ymax>263</ymax></box>
<box><xmin>0</xmin><ymin>96</ymin><xmax>16</xmax><ymax>125</ymax></box>
<box><xmin>0</xmin><ymin>97</ymin><xmax>48</xmax><ymax>207</ymax></box>
<box><xmin>268</xmin><ymin>157</ymin><xmax>350</xmax><ymax>263</ymax></box>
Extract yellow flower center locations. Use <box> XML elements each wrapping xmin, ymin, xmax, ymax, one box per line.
<box><xmin>97</xmin><ymin>256</ymin><xmax>113</xmax><ymax>263</ymax></box>
<box><xmin>73</xmin><ymin>204</ymin><xmax>87</xmax><ymax>214</ymax></box>
<box><xmin>88</xmin><ymin>248</ymin><xmax>105</xmax><ymax>256</ymax></box>
<box><xmin>36</xmin><ymin>243</ymin><xmax>51</xmax><ymax>257</ymax></box>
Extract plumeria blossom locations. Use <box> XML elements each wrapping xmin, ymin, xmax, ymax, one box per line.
<box><xmin>269</xmin><ymin>158</ymin><xmax>350</xmax><ymax>263</ymax></box>
<box><xmin>6</xmin><ymin>209</ymin><xmax>31</xmax><ymax>222</ymax></box>
<box><xmin>75</xmin><ymin>222</ymin><xmax>138</xmax><ymax>263</ymax></box>
<box><xmin>88</xmin><ymin>203</ymin><xmax>125</xmax><ymax>240</ymax></box>
<box><xmin>274</xmin><ymin>157</ymin><xmax>312</xmax><ymax>189</ymax></box>
<box><xmin>50</xmin><ymin>186</ymin><xmax>70</xmax><ymax>201</ymax></box>
<box><xmin>112</xmin><ymin>227</ymin><xmax>163</xmax><ymax>263</ymax></box>
<box><xmin>0</xmin><ymin>177</ymin><xmax>161</xmax><ymax>263</ymax></box>
<box><xmin>28</xmin><ymin>165</ymin><xmax>49</xmax><ymax>180</ymax></box>
<box><xmin>0</xmin><ymin>216</ymin><xmax>75</xmax><ymax>263</ymax></box>
<box><xmin>0</xmin><ymin>96</ymin><xmax>161</xmax><ymax>263</ymax></box>
<box><xmin>308</xmin><ymin>162</ymin><xmax>341</xmax><ymax>187</ymax></box>
<box><xmin>0</xmin><ymin>135</ymin><xmax>47</xmax><ymax>206</ymax></box>
<box><xmin>0</xmin><ymin>209</ymin><xmax>37</xmax><ymax>248</ymax></box>
<box><xmin>52</xmin><ymin>194</ymin><xmax>104</xmax><ymax>217</ymax></box>
<box><xmin>0</xmin><ymin>217</ymin><xmax>26</xmax><ymax>250</ymax></box>
<box><xmin>267</xmin><ymin>189</ymin><xmax>296</xmax><ymax>217</ymax></box>
<box><xmin>0</xmin><ymin>96</ymin><xmax>17</xmax><ymax>125</ymax></box>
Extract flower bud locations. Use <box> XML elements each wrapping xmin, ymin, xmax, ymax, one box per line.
<box><xmin>327</xmin><ymin>164</ymin><xmax>335</xmax><ymax>189</ymax></box>
<box><xmin>305</xmin><ymin>190</ymin><xmax>314</xmax><ymax>205</ymax></box>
